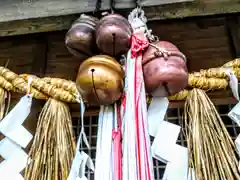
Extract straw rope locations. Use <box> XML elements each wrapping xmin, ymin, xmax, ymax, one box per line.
<box><xmin>0</xmin><ymin>67</ymin><xmax>77</xmax><ymax>103</ymax></box>
<box><xmin>184</xmin><ymin>88</ymin><xmax>240</xmax><ymax>179</ymax></box>
<box><xmin>25</xmin><ymin>98</ymin><xmax>76</xmax><ymax>180</ymax></box>
<box><xmin>0</xmin><ymin>59</ymin><xmax>238</xmax><ymax>103</ymax></box>
<box><xmin>168</xmin><ymin>59</ymin><xmax>240</xmax><ymax>101</ymax></box>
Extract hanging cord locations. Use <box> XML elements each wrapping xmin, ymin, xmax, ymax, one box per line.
<box><xmin>110</xmin><ymin>0</ymin><xmax>115</xmax><ymax>13</ymax></box>
<box><xmin>136</xmin><ymin>0</ymin><xmax>141</xmax><ymax>9</ymax></box>
<box><xmin>94</xmin><ymin>0</ymin><xmax>102</xmax><ymax>17</ymax></box>
<box><xmin>129</xmin><ymin>0</ymin><xmax>159</xmax><ymax>43</ymax></box>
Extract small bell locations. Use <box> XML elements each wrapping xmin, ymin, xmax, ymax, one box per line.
<box><xmin>142</xmin><ymin>41</ymin><xmax>188</xmax><ymax>96</ymax></box>
<box><xmin>96</xmin><ymin>14</ymin><xmax>132</xmax><ymax>56</ymax></box>
<box><xmin>76</xmin><ymin>55</ymin><xmax>124</xmax><ymax>105</ymax></box>
<box><xmin>65</xmin><ymin>14</ymin><xmax>99</xmax><ymax>58</ymax></box>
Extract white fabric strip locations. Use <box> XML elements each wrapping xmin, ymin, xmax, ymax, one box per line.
<box><xmin>94</xmin><ymin>105</ymin><xmax>114</xmax><ymax>180</ymax></box>
<box><xmin>140</xmin><ymin>81</ymin><xmax>155</xmax><ymax>180</ymax></box>
<box><xmin>122</xmin><ymin>51</ymin><xmax>138</xmax><ymax>180</ymax></box>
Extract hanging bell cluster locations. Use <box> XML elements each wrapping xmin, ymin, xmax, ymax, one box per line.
<box><xmin>66</xmin><ymin>13</ymin><xmax>132</xmax><ymax>105</ymax></box>
<box><xmin>65</xmin><ymin>8</ymin><xmax>189</xmax><ymax>105</ymax></box>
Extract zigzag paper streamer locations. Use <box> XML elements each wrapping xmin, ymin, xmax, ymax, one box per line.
<box><xmin>228</xmin><ymin>71</ymin><xmax>240</xmax><ymax>154</ymax></box>
<box><xmin>229</xmin><ymin>102</ymin><xmax>240</xmax><ymax>154</ymax></box>
<box><xmin>0</xmin><ymin>95</ymin><xmax>33</xmax><ymax>179</ymax></box>
<box><xmin>68</xmin><ymin>98</ymin><xmax>94</xmax><ymax>180</ymax></box>
<box><xmin>149</xmin><ymin>97</ymin><xmax>188</xmax><ymax>179</ymax></box>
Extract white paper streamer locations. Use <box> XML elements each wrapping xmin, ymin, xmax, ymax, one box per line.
<box><xmin>162</xmin><ymin>145</ymin><xmax>188</xmax><ymax>180</ymax></box>
<box><xmin>151</xmin><ymin>121</ymin><xmax>181</xmax><ymax>163</ymax></box>
<box><xmin>227</xmin><ymin>69</ymin><xmax>240</xmax><ymax>154</ymax></box>
<box><xmin>225</xmin><ymin>69</ymin><xmax>239</xmax><ymax>101</ymax></box>
<box><xmin>149</xmin><ymin>96</ymin><xmax>188</xmax><ymax>179</ymax></box>
<box><xmin>68</xmin><ymin>98</ymin><xmax>94</xmax><ymax>180</ymax></box>
<box><xmin>147</xmin><ymin>97</ymin><xmax>169</xmax><ymax>137</ymax></box>
<box><xmin>229</xmin><ymin>101</ymin><xmax>240</xmax><ymax>154</ymax></box>
<box><xmin>0</xmin><ymin>94</ymin><xmax>33</xmax><ymax>179</ymax></box>
<box><xmin>94</xmin><ymin>105</ymin><xmax>114</xmax><ymax>180</ymax></box>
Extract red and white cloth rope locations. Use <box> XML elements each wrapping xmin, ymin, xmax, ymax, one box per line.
<box><xmin>121</xmin><ymin>7</ymin><xmax>154</xmax><ymax>180</ymax></box>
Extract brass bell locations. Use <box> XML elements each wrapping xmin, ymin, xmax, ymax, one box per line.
<box><xmin>65</xmin><ymin>14</ymin><xmax>99</xmax><ymax>57</ymax></box>
<box><xmin>142</xmin><ymin>41</ymin><xmax>188</xmax><ymax>96</ymax></box>
<box><xmin>76</xmin><ymin>55</ymin><xmax>124</xmax><ymax>105</ymax></box>
<box><xmin>96</xmin><ymin>14</ymin><xmax>132</xmax><ymax>56</ymax></box>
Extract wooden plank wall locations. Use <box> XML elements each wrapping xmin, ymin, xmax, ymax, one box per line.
<box><xmin>0</xmin><ymin>14</ymin><xmax>238</xmax><ymax>149</ymax></box>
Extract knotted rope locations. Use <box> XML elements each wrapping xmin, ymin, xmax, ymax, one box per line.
<box><xmin>0</xmin><ymin>59</ymin><xmax>239</xmax><ymax>103</ymax></box>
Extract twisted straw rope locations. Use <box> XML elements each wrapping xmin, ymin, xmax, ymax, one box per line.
<box><xmin>168</xmin><ymin>58</ymin><xmax>240</xmax><ymax>101</ymax></box>
<box><xmin>0</xmin><ymin>67</ymin><xmax>77</xmax><ymax>103</ymax></box>
<box><xmin>0</xmin><ymin>58</ymin><xmax>239</xmax><ymax>103</ymax></box>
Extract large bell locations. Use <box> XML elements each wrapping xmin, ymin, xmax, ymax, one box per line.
<box><xmin>142</xmin><ymin>41</ymin><xmax>188</xmax><ymax>96</ymax></box>
<box><xmin>65</xmin><ymin>14</ymin><xmax>99</xmax><ymax>58</ymax></box>
<box><xmin>96</xmin><ymin>14</ymin><xmax>132</xmax><ymax>56</ymax></box>
<box><xmin>76</xmin><ymin>55</ymin><xmax>124</xmax><ymax>105</ymax></box>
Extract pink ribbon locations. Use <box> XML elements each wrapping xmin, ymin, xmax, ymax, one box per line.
<box><xmin>112</xmin><ymin>104</ymin><xmax>122</xmax><ymax>180</ymax></box>
<box><xmin>131</xmin><ymin>34</ymin><xmax>149</xmax><ymax>58</ymax></box>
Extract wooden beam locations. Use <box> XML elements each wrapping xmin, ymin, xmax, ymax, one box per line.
<box><xmin>0</xmin><ymin>0</ymin><xmax>194</xmax><ymax>23</ymax></box>
<box><xmin>0</xmin><ymin>0</ymin><xmax>240</xmax><ymax>37</ymax></box>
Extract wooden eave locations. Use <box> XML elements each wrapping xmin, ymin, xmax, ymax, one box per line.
<box><xmin>0</xmin><ymin>0</ymin><xmax>240</xmax><ymax>37</ymax></box>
